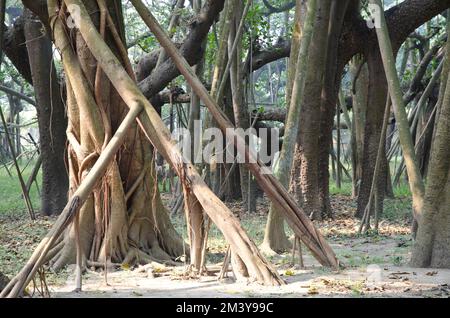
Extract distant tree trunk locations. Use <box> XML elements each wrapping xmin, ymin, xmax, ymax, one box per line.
<box><xmin>317</xmin><ymin>0</ymin><xmax>350</xmax><ymax>219</ymax></box>
<box><xmin>385</xmin><ymin>166</ymin><xmax>395</xmax><ymax>198</ymax></box>
<box><xmin>14</xmin><ymin>99</ymin><xmax>21</xmax><ymax>156</ymax></box>
<box><xmin>5</xmin><ymin>95</ymin><xmax>20</xmax><ymax>158</ymax></box>
<box><xmin>335</xmin><ymin>102</ymin><xmax>342</xmax><ymax>188</ymax></box>
<box><xmin>415</xmin><ymin>95</ymin><xmax>437</xmax><ymax>177</ymax></box>
<box><xmin>228</xmin><ymin>0</ymin><xmax>252</xmax><ymax>208</ymax></box>
<box><xmin>187</xmin><ymin>0</ymin><xmax>203</xmax><ymax>165</ymax></box>
<box><xmin>24</xmin><ymin>9</ymin><xmax>69</xmax><ymax>216</ymax></box>
<box><xmin>206</xmin><ymin>0</ymin><xmax>233</xmax><ymax>194</ymax></box>
<box><xmin>222</xmin><ymin>81</ymin><xmax>242</xmax><ymax>202</ymax></box>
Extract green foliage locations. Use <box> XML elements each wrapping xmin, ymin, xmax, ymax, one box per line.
<box><xmin>393</xmin><ymin>184</ymin><xmax>412</xmax><ymax>198</ymax></box>
<box><xmin>137</xmin><ymin>36</ymin><xmax>157</xmax><ymax>52</ymax></box>
<box><xmin>244</xmin><ymin>2</ymin><xmax>271</xmax><ymax>49</ymax></box>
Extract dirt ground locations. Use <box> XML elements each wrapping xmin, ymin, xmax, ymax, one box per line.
<box><xmin>2</xmin><ymin>194</ymin><xmax>450</xmax><ymax>298</ymax></box>
<box><xmin>47</xmin><ymin>237</ymin><xmax>450</xmax><ymax>298</ymax></box>
<box><xmin>48</xmin><ymin>254</ymin><xmax>450</xmax><ymax>298</ymax></box>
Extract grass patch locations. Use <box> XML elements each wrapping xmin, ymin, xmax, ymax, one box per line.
<box><xmin>338</xmin><ymin>250</ymin><xmax>386</xmax><ymax>267</ymax></box>
<box><xmin>158</xmin><ymin>177</ymin><xmax>178</xmax><ymax>193</ymax></box>
<box><xmin>383</xmin><ymin>197</ymin><xmax>412</xmax><ymax>222</ymax></box>
<box><xmin>393</xmin><ymin>184</ymin><xmax>411</xmax><ymax>198</ymax></box>
<box><xmin>390</xmin><ymin>255</ymin><xmax>405</xmax><ymax>266</ymax></box>
<box><xmin>0</xmin><ymin>160</ymin><xmax>41</xmax><ymax>216</ymax></box>
<box><xmin>328</xmin><ymin>180</ymin><xmax>412</xmax><ymax>223</ymax></box>
<box><xmin>330</xmin><ymin>182</ymin><xmax>353</xmax><ymax>196</ymax></box>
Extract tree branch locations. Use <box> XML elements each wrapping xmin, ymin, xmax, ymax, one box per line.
<box><xmin>137</xmin><ymin>0</ymin><xmax>225</xmax><ymax>99</ymax></box>
<box><xmin>1</xmin><ymin>17</ymin><xmax>32</xmax><ymax>84</ymax></box>
<box><xmin>385</xmin><ymin>0</ymin><xmax>450</xmax><ymax>51</ymax></box>
<box><xmin>246</xmin><ymin>0</ymin><xmax>450</xmax><ymax>75</ymax></box>
<box><xmin>244</xmin><ymin>37</ymin><xmax>291</xmax><ymax>75</ymax></box>
<box><xmin>0</xmin><ymin>85</ymin><xmax>36</xmax><ymax>106</ymax></box>
<box><xmin>262</xmin><ymin>0</ymin><xmax>296</xmax><ymax>15</ymax></box>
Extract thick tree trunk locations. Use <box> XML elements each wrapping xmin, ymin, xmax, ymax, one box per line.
<box><xmin>317</xmin><ymin>0</ymin><xmax>350</xmax><ymax>220</ymax></box>
<box><xmin>411</xmin><ymin>14</ymin><xmax>450</xmax><ymax>268</ymax></box>
<box><xmin>23</xmin><ymin>9</ymin><xmax>68</xmax><ymax>216</ymax></box>
<box><xmin>263</xmin><ymin>0</ymin><xmax>314</xmax><ymax>253</ymax></box>
<box><xmin>296</xmin><ymin>0</ymin><xmax>331</xmax><ymax>221</ymax></box>
<box><xmin>48</xmin><ymin>0</ymin><xmax>184</xmax><ymax>270</ymax></box>
<box><xmin>355</xmin><ymin>52</ymin><xmax>388</xmax><ymax>219</ymax></box>
<box><xmin>60</xmin><ymin>0</ymin><xmax>286</xmax><ymax>285</ymax></box>
<box><xmin>410</xmin><ymin>82</ymin><xmax>450</xmax><ymax>267</ymax></box>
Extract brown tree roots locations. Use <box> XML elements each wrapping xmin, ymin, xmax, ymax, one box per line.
<box><xmin>47</xmin><ymin>164</ymin><xmax>185</xmax><ymax>271</ymax></box>
<box><xmin>261</xmin><ymin>208</ymin><xmax>292</xmax><ymax>255</ymax></box>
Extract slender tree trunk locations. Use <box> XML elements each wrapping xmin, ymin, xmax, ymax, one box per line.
<box><xmin>359</xmin><ymin>93</ymin><xmax>391</xmax><ymax>233</ymax></box>
<box><xmin>263</xmin><ymin>0</ymin><xmax>316</xmax><ymax>253</ymax></box>
<box><xmin>188</xmin><ymin>0</ymin><xmax>203</xmax><ymax>164</ymax></box>
<box><xmin>207</xmin><ymin>0</ymin><xmax>233</xmax><ymax>195</ymax></box>
<box><xmin>285</xmin><ymin>1</ymin><xmax>306</xmax><ymax>106</ymax></box>
<box><xmin>185</xmin><ymin>0</ymin><xmax>206</xmax><ymax>272</ymax></box>
<box><xmin>228</xmin><ymin>0</ymin><xmax>252</xmax><ymax>207</ymax></box>
<box><xmin>15</xmin><ymin>104</ymin><xmax>20</xmax><ymax>156</ymax></box>
<box><xmin>263</xmin><ymin>0</ymin><xmax>305</xmax><ymax>253</ymax></box>
<box><xmin>351</xmin><ymin>58</ymin><xmax>368</xmax><ymax>198</ymax></box>
<box><xmin>155</xmin><ymin>0</ymin><xmax>185</xmax><ymax>68</ymax></box>
<box><xmin>411</xmin><ymin>13</ymin><xmax>450</xmax><ymax>268</ymax></box>
<box><xmin>370</xmin><ymin>0</ymin><xmax>425</xmax><ymax>222</ymax></box>
<box><xmin>335</xmin><ymin>102</ymin><xmax>342</xmax><ymax>188</ymax></box>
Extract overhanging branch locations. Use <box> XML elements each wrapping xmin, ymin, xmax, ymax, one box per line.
<box><xmin>0</xmin><ymin>85</ymin><xmax>36</xmax><ymax>106</ymax></box>
<box><xmin>137</xmin><ymin>0</ymin><xmax>225</xmax><ymax>99</ymax></box>
<box><xmin>262</xmin><ymin>0</ymin><xmax>296</xmax><ymax>15</ymax></box>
